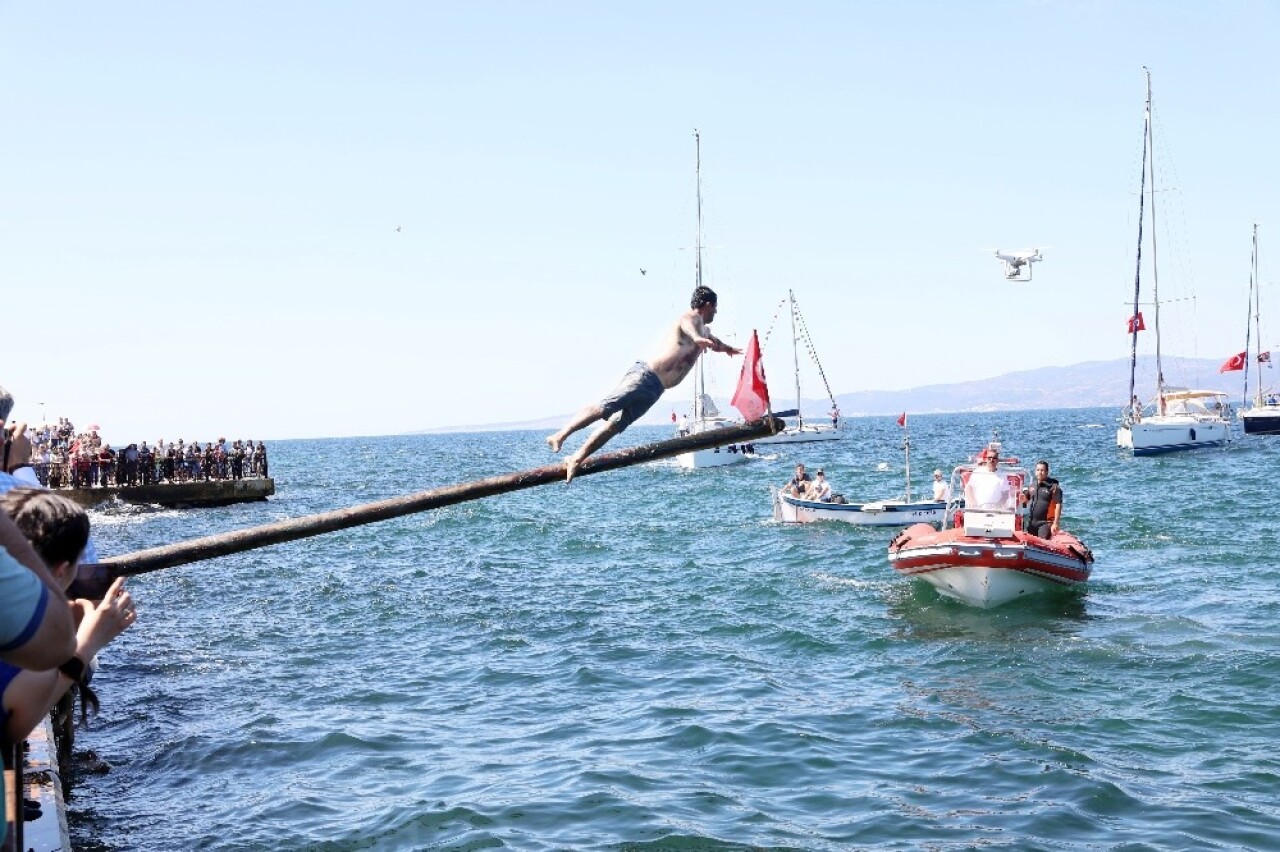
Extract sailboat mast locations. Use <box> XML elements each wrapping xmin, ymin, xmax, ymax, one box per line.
<box><xmin>788</xmin><ymin>289</ymin><xmax>802</xmax><ymax>426</ymax></box>
<box><xmin>1126</xmin><ymin>69</ymin><xmax>1152</xmax><ymax>417</ymax></box>
<box><xmin>693</xmin><ymin>129</ymin><xmax>705</xmax><ymax>422</ymax></box>
<box><xmin>1244</xmin><ymin>222</ymin><xmax>1254</xmax><ymax>409</ymax></box>
<box><xmin>1147</xmin><ymin>72</ymin><xmax>1167</xmax><ymax>414</ymax></box>
<box><xmin>903</xmin><ymin>425</ymin><xmax>912</xmax><ymax>503</ymax></box>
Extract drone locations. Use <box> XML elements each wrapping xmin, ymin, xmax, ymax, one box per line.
<box><xmin>994</xmin><ymin>248</ymin><xmax>1043</xmax><ymax>282</ymax></box>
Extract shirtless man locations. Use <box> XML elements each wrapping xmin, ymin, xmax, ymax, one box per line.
<box><xmin>547</xmin><ymin>285</ymin><xmax>741</xmax><ymax>482</ymax></box>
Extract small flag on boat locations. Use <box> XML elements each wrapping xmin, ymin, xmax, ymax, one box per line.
<box><xmin>730</xmin><ymin>330</ymin><xmax>770</xmax><ymax>421</ymax></box>
<box><xmin>1259</xmin><ymin>351</ymin><xmax>1272</xmax><ymax>365</ymax></box>
<box><xmin>1219</xmin><ymin>351</ymin><xmax>1248</xmax><ymax>373</ymax></box>
<box><xmin>671</xmin><ymin>411</ymin><xmax>677</xmax><ymax>422</ymax></box>
<box><xmin>1127</xmin><ymin>312</ymin><xmax>1146</xmax><ymax>334</ymax></box>
<box><xmin>897</xmin><ymin>412</ymin><xmax>907</xmax><ymax>427</ymax></box>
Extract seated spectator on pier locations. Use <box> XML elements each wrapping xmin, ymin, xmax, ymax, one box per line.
<box><xmin>0</xmin><ymin>489</ymin><xmax>136</xmax><ymax>745</ymax></box>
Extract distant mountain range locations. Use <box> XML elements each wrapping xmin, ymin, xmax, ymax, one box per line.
<box><xmin>413</xmin><ymin>356</ymin><xmax>1260</xmax><ymax>434</ymax></box>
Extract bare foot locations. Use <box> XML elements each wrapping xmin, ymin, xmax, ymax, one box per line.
<box><xmin>565</xmin><ymin>457</ymin><xmax>581</xmax><ymax>483</ymax></box>
<box><xmin>545</xmin><ymin>434</ymin><xmax>563</xmax><ymax>453</ymax></box>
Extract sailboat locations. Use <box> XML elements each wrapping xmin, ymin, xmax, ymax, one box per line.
<box><xmin>754</xmin><ymin>290</ymin><xmax>842</xmax><ymax>445</ymax></box>
<box><xmin>675</xmin><ymin>131</ymin><xmax>755</xmax><ymax>470</ymax></box>
<box><xmin>1238</xmin><ymin>224</ymin><xmax>1280</xmax><ymax>435</ymax></box>
<box><xmin>1116</xmin><ymin>70</ymin><xmax>1230</xmax><ymax>455</ymax></box>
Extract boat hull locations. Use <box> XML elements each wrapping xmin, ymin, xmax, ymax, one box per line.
<box><xmin>775</xmin><ymin>491</ymin><xmax>944</xmax><ymax>527</ymax></box>
<box><xmin>1241</xmin><ymin>406</ymin><xmax>1280</xmax><ymax>435</ymax></box>
<box><xmin>675</xmin><ymin>445</ymin><xmax>752</xmax><ymax>469</ymax></box>
<box><xmin>888</xmin><ymin>523</ymin><xmax>1093</xmax><ymax>608</ymax></box>
<box><xmin>755</xmin><ymin>423</ymin><xmax>842</xmax><ymax>445</ymax></box>
<box><xmin>1116</xmin><ymin>417</ymin><xmax>1229</xmax><ymax>454</ymax></box>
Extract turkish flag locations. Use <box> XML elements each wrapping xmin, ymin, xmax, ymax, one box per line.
<box><xmin>1219</xmin><ymin>351</ymin><xmax>1247</xmax><ymax>373</ymax></box>
<box><xmin>671</xmin><ymin>411</ymin><xmax>677</xmax><ymax>423</ymax></box>
<box><xmin>1127</xmin><ymin>312</ymin><xmax>1146</xmax><ymax>334</ymax></box>
<box><xmin>897</xmin><ymin>412</ymin><xmax>907</xmax><ymax>427</ymax></box>
<box><xmin>730</xmin><ymin>330</ymin><xmax>771</xmax><ymax>421</ymax></box>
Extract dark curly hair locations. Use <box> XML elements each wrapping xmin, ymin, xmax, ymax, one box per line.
<box><xmin>690</xmin><ymin>286</ymin><xmax>718</xmax><ymax>309</ymax></box>
<box><xmin>0</xmin><ymin>488</ymin><xmax>90</xmax><ymax>570</ymax></box>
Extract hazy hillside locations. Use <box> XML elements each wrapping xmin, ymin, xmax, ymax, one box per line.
<box><xmin>414</xmin><ymin>355</ymin><xmax>1260</xmax><ymax>433</ymax></box>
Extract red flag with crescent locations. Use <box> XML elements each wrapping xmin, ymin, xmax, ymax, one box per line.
<box><xmin>897</xmin><ymin>412</ymin><xmax>907</xmax><ymax>427</ymax></box>
<box><xmin>1219</xmin><ymin>351</ymin><xmax>1247</xmax><ymax>373</ymax></box>
<box><xmin>731</xmin><ymin>330</ymin><xmax>770</xmax><ymax>421</ymax></box>
<box><xmin>1127</xmin><ymin>312</ymin><xmax>1146</xmax><ymax>334</ymax></box>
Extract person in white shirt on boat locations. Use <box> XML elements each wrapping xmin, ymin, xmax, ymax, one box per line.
<box><xmin>546</xmin><ymin>286</ymin><xmax>741</xmax><ymax>482</ymax></box>
<box><xmin>810</xmin><ymin>469</ymin><xmax>832</xmax><ymax>502</ymax></box>
<box><xmin>964</xmin><ymin>450</ymin><xmax>1012</xmax><ymax>510</ymax></box>
<box><xmin>931</xmin><ymin>469</ymin><xmax>950</xmax><ymax>502</ymax></box>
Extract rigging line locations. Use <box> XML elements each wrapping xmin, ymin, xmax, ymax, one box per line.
<box><xmin>759</xmin><ymin>297</ymin><xmax>789</xmax><ymax>348</ymax></box>
<box><xmin>790</xmin><ymin>300</ymin><xmax>837</xmax><ymax>404</ymax></box>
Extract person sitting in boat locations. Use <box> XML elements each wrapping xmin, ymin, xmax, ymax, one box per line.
<box><xmin>810</xmin><ymin>469</ymin><xmax>833</xmax><ymax>502</ymax></box>
<box><xmin>782</xmin><ymin>463</ymin><xmax>812</xmax><ymax>497</ymax></box>
<box><xmin>931</xmin><ymin>469</ymin><xmax>950</xmax><ymax>502</ymax></box>
<box><xmin>964</xmin><ymin>450</ymin><xmax>1012</xmax><ymax>510</ymax></box>
<box><xmin>1021</xmin><ymin>459</ymin><xmax>1063</xmax><ymax>539</ymax></box>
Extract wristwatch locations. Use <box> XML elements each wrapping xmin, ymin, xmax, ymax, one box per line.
<box><xmin>58</xmin><ymin>655</ymin><xmax>87</xmax><ymax>682</ymax></box>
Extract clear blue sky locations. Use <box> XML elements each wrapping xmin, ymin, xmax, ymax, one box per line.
<box><xmin>2</xmin><ymin>1</ymin><xmax>1276</xmax><ymax>442</ymax></box>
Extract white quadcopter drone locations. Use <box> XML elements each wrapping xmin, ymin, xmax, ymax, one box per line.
<box><xmin>994</xmin><ymin>248</ymin><xmax>1043</xmax><ymax>282</ymax></box>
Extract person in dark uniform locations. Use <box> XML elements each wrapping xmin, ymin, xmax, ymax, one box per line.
<box><xmin>1022</xmin><ymin>459</ymin><xmax>1062</xmax><ymax>539</ymax></box>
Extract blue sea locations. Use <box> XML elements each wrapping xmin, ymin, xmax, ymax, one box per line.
<box><xmin>68</xmin><ymin>408</ymin><xmax>1280</xmax><ymax>851</ymax></box>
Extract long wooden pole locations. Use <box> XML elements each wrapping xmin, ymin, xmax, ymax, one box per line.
<box><xmin>69</xmin><ymin>416</ymin><xmax>783</xmax><ymax>598</ymax></box>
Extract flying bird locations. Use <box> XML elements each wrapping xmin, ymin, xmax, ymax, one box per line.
<box><xmin>639</xmin><ymin>268</ymin><xmax>647</xmax><ymax>275</ymax></box>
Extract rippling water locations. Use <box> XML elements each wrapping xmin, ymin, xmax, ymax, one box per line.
<box><xmin>66</xmin><ymin>408</ymin><xmax>1280</xmax><ymax>850</ymax></box>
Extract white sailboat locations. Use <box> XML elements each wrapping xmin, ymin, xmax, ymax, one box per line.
<box><xmin>1238</xmin><ymin>224</ymin><xmax>1280</xmax><ymax>435</ymax></box>
<box><xmin>675</xmin><ymin>130</ymin><xmax>754</xmax><ymax>470</ymax></box>
<box><xmin>754</xmin><ymin>290</ymin><xmax>842</xmax><ymax>445</ymax></box>
<box><xmin>1116</xmin><ymin>70</ymin><xmax>1230</xmax><ymax>455</ymax></box>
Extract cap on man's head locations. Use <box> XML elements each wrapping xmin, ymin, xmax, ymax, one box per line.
<box><xmin>933</xmin><ymin>469</ymin><xmax>943</xmax><ymax>476</ymax></box>
<box><xmin>0</xmin><ymin>386</ymin><xmax>13</xmax><ymax>422</ymax></box>
<box><xmin>815</xmin><ymin>469</ymin><xmax>824</xmax><ymax>475</ymax></box>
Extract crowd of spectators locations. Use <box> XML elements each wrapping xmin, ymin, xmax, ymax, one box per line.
<box><xmin>1</xmin><ymin>386</ymin><xmax>265</xmax><ymax>844</ymax></box>
<box><xmin>11</xmin><ymin>418</ymin><xmax>268</xmax><ymax>489</ymax></box>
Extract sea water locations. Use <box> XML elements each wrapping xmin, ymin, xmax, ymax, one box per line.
<box><xmin>67</xmin><ymin>408</ymin><xmax>1280</xmax><ymax>850</ymax></box>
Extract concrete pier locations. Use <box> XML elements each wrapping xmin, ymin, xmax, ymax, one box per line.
<box><xmin>56</xmin><ymin>477</ymin><xmax>274</xmax><ymax>509</ymax></box>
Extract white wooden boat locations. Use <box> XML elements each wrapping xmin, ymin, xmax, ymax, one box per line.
<box><xmin>771</xmin><ymin>413</ymin><xmax>939</xmax><ymax>526</ymax></box>
<box><xmin>773</xmin><ymin>489</ymin><xmax>944</xmax><ymax>526</ymax></box>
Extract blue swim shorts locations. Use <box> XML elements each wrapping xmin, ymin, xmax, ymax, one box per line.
<box><xmin>600</xmin><ymin>362</ymin><xmax>664</xmax><ymax>429</ymax></box>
